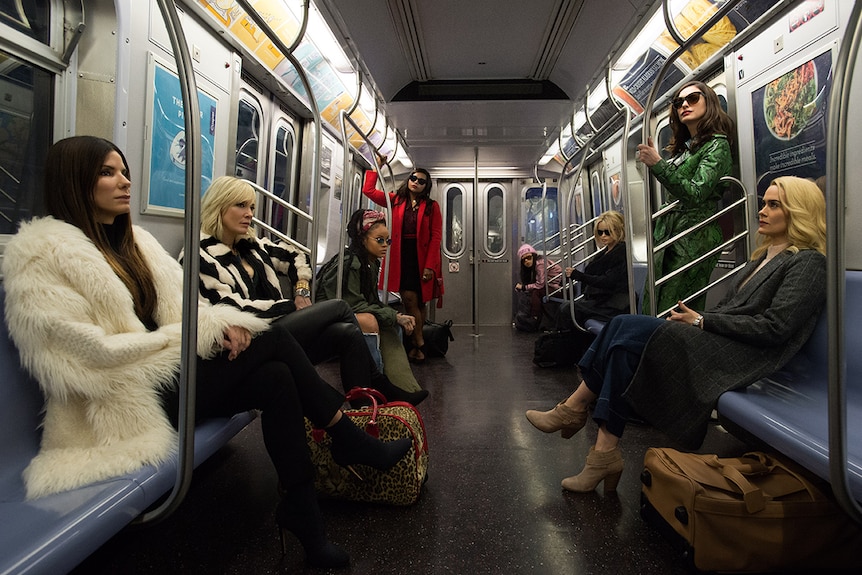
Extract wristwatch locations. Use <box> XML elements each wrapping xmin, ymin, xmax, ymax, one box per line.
<box><xmin>295</xmin><ymin>287</ymin><xmax>311</xmax><ymax>298</ymax></box>
<box><xmin>692</xmin><ymin>314</ymin><xmax>704</xmax><ymax>328</ymax></box>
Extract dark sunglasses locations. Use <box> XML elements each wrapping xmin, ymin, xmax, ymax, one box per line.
<box><xmin>409</xmin><ymin>175</ymin><xmax>427</xmax><ymax>185</ymax></box>
<box><xmin>672</xmin><ymin>91</ymin><xmax>703</xmax><ymax>109</ymax></box>
<box><xmin>372</xmin><ymin>237</ymin><xmax>392</xmax><ymax>245</ymax></box>
<box><xmin>596</xmin><ymin>229</ymin><xmax>612</xmax><ymax>237</ymax></box>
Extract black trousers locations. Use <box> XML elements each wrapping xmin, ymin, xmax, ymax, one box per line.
<box><xmin>277</xmin><ymin>299</ymin><xmax>378</xmax><ymax>392</ymax></box>
<box><xmin>165</xmin><ymin>322</ymin><xmax>345</xmax><ymax>488</ymax></box>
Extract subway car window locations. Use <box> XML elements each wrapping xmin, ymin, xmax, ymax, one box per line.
<box><xmin>0</xmin><ymin>0</ymin><xmax>49</xmax><ymax>43</ymax></box>
<box><xmin>0</xmin><ymin>49</ymin><xmax>53</xmax><ymax>235</ymax></box>
<box><xmin>485</xmin><ymin>184</ymin><xmax>505</xmax><ymax>256</ymax></box>
<box><xmin>444</xmin><ymin>183</ymin><xmax>464</xmax><ymax>256</ymax></box>
<box><xmin>524</xmin><ymin>186</ymin><xmax>559</xmax><ymax>251</ymax></box>
<box><xmin>268</xmin><ymin>122</ymin><xmax>295</xmax><ymax>231</ymax></box>
<box><xmin>235</xmin><ymin>97</ymin><xmax>261</xmax><ymax>182</ymax></box>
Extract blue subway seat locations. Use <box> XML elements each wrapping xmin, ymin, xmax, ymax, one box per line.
<box><xmin>717</xmin><ymin>271</ymin><xmax>862</xmax><ymax>503</ymax></box>
<box><xmin>0</xmin><ymin>287</ymin><xmax>256</xmax><ymax>575</ymax></box>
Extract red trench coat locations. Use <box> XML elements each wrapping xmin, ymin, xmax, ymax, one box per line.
<box><xmin>362</xmin><ymin>171</ymin><xmax>444</xmax><ymax>307</ymax></box>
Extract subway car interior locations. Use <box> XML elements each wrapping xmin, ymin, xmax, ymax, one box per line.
<box><xmin>2</xmin><ymin>0</ymin><xmax>862</xmax><ymax>573</ymax></box>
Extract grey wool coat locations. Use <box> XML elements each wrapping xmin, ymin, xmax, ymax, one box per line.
<box><xmin>622</xmin><ymin>248</ymin><xmax>827</xmax><ymax>448</ymax></box>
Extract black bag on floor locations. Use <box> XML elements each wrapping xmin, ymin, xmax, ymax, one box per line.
<box><xmin>422</xmin><ymin>319</ymin><xmax>454</xmax><ymax>357</ymax></box>
<box><xmin>514</xmin><ymin>291</ymin><xmax>540</xmax><ymax>332</ymax></box>
<box><xmin>532</xmin><ymin>331</ymin><xmax>579</xmax><ymax>367</ymax></box>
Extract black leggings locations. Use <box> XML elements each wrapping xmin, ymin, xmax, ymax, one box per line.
<box><xmin>165</xmin><ymin>323</ymin><xmax>345</xmax><ymax>488</ymax></box>
<box><xmin>277</xmin><ymin>299</ymin><xmax>378</xmax><ymax>392</ymax></box>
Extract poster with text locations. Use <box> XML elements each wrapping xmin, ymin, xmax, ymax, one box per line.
<box><xmin>146</xmin><ymin>59</ymin><xmax>217</xmax><ymax>213</ymax></box>
<box><xmin>751</xmin><ymin>49</ymin><xmax>832</xmax><ymax>197</ymax></box>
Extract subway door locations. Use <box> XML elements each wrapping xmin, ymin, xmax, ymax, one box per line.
<box><xmin>439</xmin><ymin>181</ymin><xmax>512</xmax><ymax>326</ymax></box>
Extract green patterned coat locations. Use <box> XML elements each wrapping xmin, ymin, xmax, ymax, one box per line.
<box><xmin>643</xmin><ymin>134</ymin><xmax>732</xmax><ymax>315</ymax></box>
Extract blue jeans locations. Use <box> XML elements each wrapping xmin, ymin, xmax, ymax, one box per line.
<box><xmin>578</xmin><ymin>314</ymin><xmax>664</xmax><ymax>437</ymax></box>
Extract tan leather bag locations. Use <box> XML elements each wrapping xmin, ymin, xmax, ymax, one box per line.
<box><xmin>641</xmin><ymin>448</ymin><xmax>862</xmax><ymax>572</ymax></box>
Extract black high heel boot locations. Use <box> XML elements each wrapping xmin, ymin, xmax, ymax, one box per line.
<box><xmin>276</xmin><ymin>482</ymin><xmax>349</xmax><ymax>568</ymax></box>
<box><xmin>327</xmin><ymin>414</ymin><xmax>413</xmax><ymax>477</ymax></box>
<box><xmin>369</xmin><ymin>372</ymin><xmax>429</xmax><ymax>406</ymax></box>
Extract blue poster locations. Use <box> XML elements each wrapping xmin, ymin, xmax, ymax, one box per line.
<box><xmin>147</xmin><ymin>62</ymin><xmax>217</xmax><ymax>211</ymax></box>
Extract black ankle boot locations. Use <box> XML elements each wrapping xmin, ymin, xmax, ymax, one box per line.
<box><xmin>277</xmin><ymin>483</ymin><xmax>350</xmax><ymax>568</ymax></box>
<box><xmin>370</xmin><ymin>373</ymin><xmax>429</xmax><ymax>406</ymax></box>
<box><xmin>327</xmin><ymin>414</ymin><xmax>413</xmax><ymax>471</ymax></box>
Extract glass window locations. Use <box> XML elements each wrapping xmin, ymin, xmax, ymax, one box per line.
<box><xmin>234</xmin><ymin>97</ymin><xmax>260</xmax><ymax>182</ymax></box>
<box><xmin>524</xmin><ymin>187</ymin><xmax>559</xmax><ymax>251</ymax></box>
<box><xmin>486</xmin><ymin>185</ymin><xmax>505</xmax><ymax>256</ymax></box>
<box><xmin>267</xmin><ymin>122</ymin><xmax>295</xmax><ymax>232</ymax></box>
<box><xmin>0</xmin><ymin>49</ymin><xmax>53</xmax><ymax>234</ymax></box>
<box><xmin>0</xmin><ymin>0</ymin><xmax>49</xmax><ymax>44</ymax></box>
<box><xmin>444</xmin><ymin>184</ymin><xmax>464</xmax><ymax>256</ymax></box>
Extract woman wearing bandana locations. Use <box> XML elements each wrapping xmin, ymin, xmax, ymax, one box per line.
<box><xmin>317</xmin><ymin>209</ymin><xmax>426</xmax><ymax>394</ymax></box>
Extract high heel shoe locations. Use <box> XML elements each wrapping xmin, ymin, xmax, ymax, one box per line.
<box><xmin>525</xmin><ymin>402</ymin><xmax>588</xmax><ymax>438</ymax></box>
<box><xmin>561</xmin><ymin>447</ymin><xmax>624</xmax><ymax>494</ymax></box>
<box><xmin>327</xmin><ymin>414</ymin><xmax>413</xmax><ymax>478</ymax></box>
<box><xmin>370</xmin><ymin>372</ymin><xmax>429</xmax><ymax>406</ymax></box>
<box><xmin>276</xmin><ymin>484</ymin><xmax>350</xmax><ymax>568</ymax></box>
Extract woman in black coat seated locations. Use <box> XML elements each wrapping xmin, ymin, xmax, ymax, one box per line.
<box><xmin>527</xmin><ymin>176</ymin><xmax>827</xmax><ymax>494</ymax></box>
<box><xmin>556</xmin><ymin>210</ymin><xmax>630</xmax><ymax>356</ymax></box>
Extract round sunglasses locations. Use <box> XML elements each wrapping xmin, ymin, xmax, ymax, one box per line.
<box><xmin>409</xmin><ymin>174</ymin><xmax>427</xmax><ymax>185</ymax></box>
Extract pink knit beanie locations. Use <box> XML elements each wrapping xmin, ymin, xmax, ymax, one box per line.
<box><xmin>517</xmin><ymin>244</ymin><xmax>536</xmax><ymax>260</ymax></box>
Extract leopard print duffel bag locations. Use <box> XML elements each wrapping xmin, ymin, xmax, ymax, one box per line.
<box><xmin>304</xmin><ymin>387</ymin><xmax>429</xmax><ymax>505</ymax></box>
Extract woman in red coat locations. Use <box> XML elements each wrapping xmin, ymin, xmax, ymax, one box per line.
<box><xmin>362</xmin><ymin>158</ymin><xmax>443</xmax><ymax>363</ymax></box>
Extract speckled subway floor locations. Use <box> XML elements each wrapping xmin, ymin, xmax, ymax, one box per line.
<box><xmin>71</xmin><ymin>324</ymin><xmax>782</xmax><ymax>575</ymax></box>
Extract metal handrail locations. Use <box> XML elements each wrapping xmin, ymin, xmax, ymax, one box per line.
<box><xmin>641</xmin><ymin>0</ymin><xmax>744</xmax><ymax>317</ymax></box>
<box><xmin>236</xmin><ymin>0</ymin><xmax>322</xmax><ymax>302</ymax></box>
<box><xmin>136</xmin><ymin>0</ymin><xmax>202</xmax><ymax>525</ymax></box>
<box><xmin>826</xmin><ymin>0</ymin><xmax>862</xmax><ymax>524</ymax></box>
<box><xmin>244</xmin><ymin>180</ymin><xmax>313</xmax><ymax>255</ymax></box>
<box><xmin>651</xmin><ymin>176</ymin><xmax>749</xmax><ymax>317</ymax></box>
<box><xmin>337</xmin><ymin>111</ymin><xmax>394</xmax><ymax>300</ymax></box>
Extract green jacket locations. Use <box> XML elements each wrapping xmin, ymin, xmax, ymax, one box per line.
<box><xmin>316</xmin><ymin>252</ymin><xmax>398</xmax><ymax>327</ymax></box>
<box><xmin>645</xmin><ymin>134</ymin><xmax>733</xmax><ymax>314</ymax></box>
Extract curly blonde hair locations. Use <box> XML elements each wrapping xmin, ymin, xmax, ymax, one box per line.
<box><xmin>595</xmin><ymin>210</ymin><xmax>625</xmax><ymax>244</ymax></box>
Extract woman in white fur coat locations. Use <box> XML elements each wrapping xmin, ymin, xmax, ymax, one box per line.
<box><xmin>2</xmin><ymin>136</ymin><xmax>411</xmax><ymax>569</ymax></box>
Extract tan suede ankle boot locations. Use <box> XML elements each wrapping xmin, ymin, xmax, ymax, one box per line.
<box><xmin>525</xmin><ymin>402</ymin><xmax>588</xmax><ymax>438</ymax></box>
<box><xmin>561</xmin><ymin>447</ymin><xmax>624</xmax><ymax>493</ymax></box>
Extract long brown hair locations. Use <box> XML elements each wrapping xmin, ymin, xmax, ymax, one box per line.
<box><xmin>665</xmin><ymin>81</ymin><xmax>735</xmax><ymax>156</ymax></box>
<box><xmin>44</xmin><ymin>136</ymin><xmax>157</xmax><ymax>325</ymax></box>
<box><xmin>394</xmin><ymin>168</ymin><xmax>433</xmax><ymax>206</ymax></box>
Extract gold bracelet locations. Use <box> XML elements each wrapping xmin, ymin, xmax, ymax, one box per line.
<box><xmin>295</xmin><ymin>280</ymin><xmax>310</xmax><ymax>289</ymax></box>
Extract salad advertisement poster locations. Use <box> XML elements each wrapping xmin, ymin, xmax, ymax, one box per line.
<box><xmin>751</xmin><ymin>50</ymin><xmax>832</xmax><ymax>196</ymax></box>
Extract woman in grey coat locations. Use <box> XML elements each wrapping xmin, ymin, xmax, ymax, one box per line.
<box><xmin>525</xmin><ymin>176</ymin><xmax>827</xmax><ymax>493</ymax></box>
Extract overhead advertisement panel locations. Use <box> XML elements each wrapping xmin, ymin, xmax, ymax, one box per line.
<box><xmin>196</xmin><ymin>0</ymin><xmax>393</xmax><ymax>160</ymax></box>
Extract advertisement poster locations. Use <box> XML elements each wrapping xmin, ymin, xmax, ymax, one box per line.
<box><xmin>608</xmin><ymin>172</ymin><xmax>624</xmax><ymax>214</ymax></box>
<box><xmin>146</xmin><ymin>59</ymin><xmax>217</xmax><ymax>213</ymax></box>
<box><xmin>751</xmin><ymin>50</ymin><xmax>832</xmax><ymax>196</ymax></box>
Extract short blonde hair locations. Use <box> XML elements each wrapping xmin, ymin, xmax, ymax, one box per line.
<box><xmin>751</xmin><ymin>176</ymin><xmax>826</xmax><ymax>260</ymax></box>
<box><xmin>201</xmin><ymin>175</ymin><xmax>257</xmax><ymax>243</ymax></box>
<box><xmin>595</xmin><ymin>210</ymin><xmax>625</xmax><ymax>243</ymax></box>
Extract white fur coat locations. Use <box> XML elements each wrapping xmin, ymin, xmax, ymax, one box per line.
<box><xmin>2</xmin><ymin>217</ymin><xmax>269</xmax><ymax>499</ymax></box>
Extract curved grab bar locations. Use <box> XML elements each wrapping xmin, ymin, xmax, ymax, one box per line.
<box><xmin>826</xmin><ymin>0</ymin><xmax>862</xmax><ymax>524</ymax></box>
<box><xmin>136</xmin><ymin>0</ymin><xmax>202</xmax><ymax>525</ymax></box>
<box><xmin>336</xmin><ymin>111</ymin><xmax>394</xmax><ymax>301</ymax></box>
<box><xmin>287</xmin><ymin>0</ymin><xmax>310</xmax><ymax>54</ymax></box>
<box><xmin>236</xmin><ymin>0</ymin><xmax>322</xmax><ymax>302</ymax></box>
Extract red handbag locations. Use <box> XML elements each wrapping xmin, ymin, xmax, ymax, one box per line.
<box><xmin>304</xmin><ymin>387</ymin><xmax>429</xmax><ymax>505</ymax></box>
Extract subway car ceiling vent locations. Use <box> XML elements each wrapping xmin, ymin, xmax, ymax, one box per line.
<box><xmin>392</xmin><ymin>80</ymin><xmax>569</xmax><ymax>101</ymax></box>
